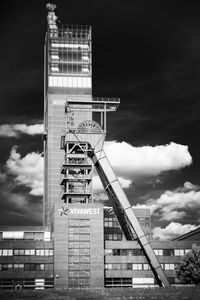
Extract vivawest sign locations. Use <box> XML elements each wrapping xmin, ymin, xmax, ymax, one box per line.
<box><xmin>58</xmin><ymin>207</ymin><xmax>101</xmax><ymax>216</ymax></box>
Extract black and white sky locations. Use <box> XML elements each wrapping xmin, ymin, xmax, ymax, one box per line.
<box><xmin>0</xmin><ymin>0</ymin><xmax>200</xmax><ymax>239</ymax></box>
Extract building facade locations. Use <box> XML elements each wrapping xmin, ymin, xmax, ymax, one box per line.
<box><xmin>0</xmin><ymin>217</ymin><xmax>199</xmax><ymax>289</ymax></box>
<box><xmin>0</xmin><ymin>4</ymin><xmax>199</xmax><ymax>290</ymax></box>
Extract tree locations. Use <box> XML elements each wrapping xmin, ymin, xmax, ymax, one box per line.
<box><xmin>176</xmin><ymin>247</ymin><xmax>200</xmax><ymax>285</ymax></box>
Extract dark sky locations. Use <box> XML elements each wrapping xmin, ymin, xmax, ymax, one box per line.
<box><xmin>0</xmin><ymin>0</ymin><xmax>200</xmax><ymax>238</ymax></box>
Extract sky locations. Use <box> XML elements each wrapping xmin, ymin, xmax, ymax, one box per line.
<box><xmin>0</xmin><ymin>0</ymin><xmax>200</xmax><ymax>239</ymax></box>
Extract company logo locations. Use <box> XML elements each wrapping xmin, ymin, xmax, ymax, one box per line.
<box><xmin>57</xmin><ymin>206</ymin><xmax>69</xmax><ymax>216</ymax></box>
<box><xmin>57</xmin><ymin>207</ymin><xmax>101</xmax><ymax>216</ymax></box>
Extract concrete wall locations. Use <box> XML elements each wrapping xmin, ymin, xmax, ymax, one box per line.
<box><xmin>53</xmin><ymin>203</ymin><xmax>104</xmax><ymax>288</ymax></box>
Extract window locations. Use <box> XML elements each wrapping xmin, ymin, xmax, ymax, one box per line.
<box><xmin>122</xmin><ymin>263</ymin><xmax>127</xmax><ymax>270</ymax></box>
<box><xmin>174</xmin><ymin>249</ymin><xmax>184</xmax><ymax>256</ymax></box>
<box><xmin>121</xmin><ymin>249</ymin><xmax>128</xmax><ymax>256</ymax></box>
<box><xmin>2</xmin><ymin>249</ymin><xmax>13</xmax><ymax>256</ymax></box>
<box><xmin>132</xmin><ymin>249</ymin><xmax>143</xmax><ymax>256</ymax></box>
<box><xmin>104</xmin><ymin>217</ymin><xmax>120</xmax><ymax>228</ymax></box>
<box><xmin>79</xmin><ymin>235</ymin><xmax>89</xmax><ymax>241</ymax></box>
<box><xmin>105</xmin><ymin>264</ymin><xmax>112</xmax><ymax>270</ymax></box>
<box><xmin>36</xmin><ymin>249</ymin><xmax>45</xmax><ymax>256</ymax></box>
<box><xmin>132</xmin><ymin>277</ymin><xmax>154</xmax><ymax>284</ymax></box>
<box><xmin>143</xmin><ymin>264</ymin><xmax>150</xmax><ymax>270</ymax></box>
<box><xmin>13</xmin><ymin>264</ymin><xmax>24</xmax><ymax>269</ymax></box>
<box><xmin>80</xmin><ymin>256</ymin><xmax>90</xmax><ymax>263</ymax></box>
<box><xmin>69</xmin><ymin>249</ymin><xmax>80</xmax><ymax>256</ymax></box>
<box><xmin>69</xmin><ymin>242</ymin><xmax>79</xmax><ymax>248</ymax></box>
<box><xmin>45</xmin><ymin>264</ymin><xmax>53</xmax><ymax>271</ymax></box>
<box><xmin>79</xmin><ymin>227</ymin><xmax>90</xmax><ymax>234</ymax></box>
<box><xmin>112</xmin><ymin>264</ymin><xmax>121</xmax><ymax>270</ymax></box>
<box><xmin>105</xmin><ymin>249</ymin><xmax>112</xmax><ymax>256</ymax></box>
<box><xmin>184</xmin><ymin>249</ymin><xmax>191</xmax><ymax>254</ymax></box>
<box><xmin>154</xmin><ymin>249</ymin><xmax>163</xmax><ymax>256</ymax></box>
<box><xmin>104</xmin><ymin>234</ymin><xmax>122</xmax><ymax>241</ymax></box>
<box><xmin>113</xmin><ymin>249</ymin><xmax>120</xmax><ymax>256</ymax></box>
<box><xmin>14</xmin><ymin>249</ymin><xmax>25</xmax><ymax>256</ymax></box>
<box><xmin>32</xmin><ymin>249</ymin><xmax>52</xmax><ymax>256</ymax></box>
<box><xmin>69</xmin><ymin>219</ymin><xmax>80</xmax><ymax>227</ymax></box>
<box><xmin>79</xmin><ymin>242</ymin><xmax>89</xmax><ymax>248</ymax></box>
<box><xmin>127</xmin><ymin>249</ymin><xmax>133</xmax><ymax>256</ymax></box>
<box><xmin>163</xmin><ymin>249</ymin><xmax>174</xmax><ymax>256</ymax></box>
<box><xmin>2</xmin><ymin>264</ymin><xmax>12</xmax><ymax>271</ymax></box>
<box><xmin>69</xmin><ymin>271</ymin><xmax>79</xmax><ymax>278</ymax></box>
<box><xmin>69</xmin><ymin>234</ymin><xmax>79</xmax><ymax>241</ymax></box>
<box><xmin>105</xmin><ymin>278</ymin><xmax>132</xmax><ymax>287</ymax></box>
<box><xmin>69</xmin><ymin>263</ymin><xmax>80</xmax><ymax>271</ymax></box>
<box><xmin>132</xmin><ymin>264</ymin><xmax>142</xmax><ymax>270</ymax></box>
<box><xmin>79</xmin><ymin>219</ymin><xmax>90</xmax><ymax>227</ymax></box>
<box><xmin>164</xmin><ymin>264</ymin><xmax>174</xmax><ymax>270</ymax></box>
<box><xmin>24</xmin><ymin>264</ymin><xmax>45</xmax><ymax>271</ymax></box>
<box><xmin>79</xmin><ymin>264</ymin><xmax>90</xmax><ymax>270</ymax></box>
<box><xmin>25</xmin><ymin>249</ymin><xmax>35</xmax><ymax>255</ymax></box>
<box><xmin>45</xmin><ymin>249</ymin><xmax>53</xmax><ymax>256</ymax></box>
<box><xmin>69</xmin><ymin>256</ymin><xmax>80</xmax><ymax>263</ymax></box>
<box><xmin>69</xmin><ymin>227</ymin><xmax>79</xmax><ymax>234</ymax></box>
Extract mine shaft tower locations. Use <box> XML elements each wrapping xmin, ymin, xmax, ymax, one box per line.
<box><xmin>44</xmin><ymin>3</ymin><xmax>170</xmax><ymax>288</ymax></box>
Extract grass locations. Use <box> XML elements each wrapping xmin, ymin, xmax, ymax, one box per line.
<box><xmin>0</xmin><ymin>287</ymin><xmax>199</xmax><ymax>300</ymax></box>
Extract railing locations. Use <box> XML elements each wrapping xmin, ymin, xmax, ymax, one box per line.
<box><xmin>61</xmin><ymin>188</ymin><xmax>91</xmax><ymax>195</ymax></box>
<box><xmin>92</xmin><ymin>97</ymin><xmax>120</xmax><ymax>103</ymax></box>
<box><xmin>61</xmin><ymin>158</ymin><xmax>91</xmax><ymax>166</ymax></box>
<box><xmin>61</xmin><ymin>173</ymin><xmax>92</xmax><ymax>180</ymax></box>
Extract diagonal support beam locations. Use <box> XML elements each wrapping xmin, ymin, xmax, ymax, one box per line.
<box><xmin>89</xmin><ymin>149</ymin><xmax>170</xmax><ymax>288</ymax></box>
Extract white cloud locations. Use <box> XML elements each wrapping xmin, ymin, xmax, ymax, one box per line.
<box><xmin>179</xmin><ymin>181</ymin><xmax>200</xmax><ymax>192</ymax></box>
<box><xmin>93</xmin><ymin>174</ymin><xmax>131</xmax><ymax>192</ymax></box>
<box><xmin>138</xmin><ymin>182</ymin><xmax>200</xmax><ymax>221</ymax></box>
<box><xmin>152</xmin><ymin>222</ymin><xmax>198</xmax><ymax>240</ymax></box>
<box><xmin>0</xmin><ymin>123</ymin><xmax>44</xmax><ymax>137</ymax></box>
<box><xmin>93</xmin><ymin>192</ymin><xmax>108</xmax><ymax>201</ymax></box>
<box><xmin>6</xmin><ymin>146</ymin><xmax>43</xmax><ymax>196</ymax></box>
<box><xmin>104</xmin><ymin>141</ymin><xmax>192</xmax><ymax>179</ymax></box>
<box><xmin>134</xmin><ymin>182</ymin><xmax>200</xmax><ymax>221</ymax></box>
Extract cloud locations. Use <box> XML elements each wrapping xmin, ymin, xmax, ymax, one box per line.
<box><xmin>2</xmin><ymin>140</ymin><xmax>193</xmax><ymax>203</ymax></box>
<box><xmin>178</xmin><ymin>181</ymin><xmax>200</xmax><ymax>192</ymax></box>
<box><xmin>134</xmin><ymin>182</ymin><xmax>200</xmax><ymax>221</ymax></box>
<box><xmin>93</xmin><ymin>174</ymin><xmax>132</xmax><ymax>191</ymax></box>
<box><xmin>92</xmin><ymin>174</ymin><xmax>132</xmax><ymax>201</ymax></box>
<box><xmin>0</xmin><ymin>123</ymin><xmax>44</xmax><ymax>137</ymax></box>
<box><xmin>104</xmin><ymin>141</ymin><xmax>192</xmax><ymax>179</ymax></box>
<box><xmin>6</xmin><ymin>146</ymin><xmax>43</xmax><ymax>196</ymax></box>
<box><xmin>152</xmin><ymin>222</ymin><xmax>198</xmax><ymax>240</ymax></box>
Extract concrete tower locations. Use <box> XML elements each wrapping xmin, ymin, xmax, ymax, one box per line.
<box><xmin>44</xmin><ymin>5</ymin><xmax>92</xmax><ymax>227</ymax></box>
<box><xmin>44</xmin><ymin>4</ymin><xmax>105</xmax><ymax>288</ymax></box>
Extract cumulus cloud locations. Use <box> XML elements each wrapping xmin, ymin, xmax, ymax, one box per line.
<box><xmin>136</xmin><ymin>182</ymin><xmax>200</xmax><ymax>221</ymax></box>
<box><xmin>152</xmin><ymin>222</ymin><xmax>198</xmax><ymax>240</ymax></box>
<box><xmin>93</xmin><ymin>174</ymin><xmax>131</xmax><ymax>191</ymax></box>
<box><xmin>92</xmin><ymin>174</ymin><xmax>132</xmax><ymax>201</ymax></box>
<box><xmin>104</xmin><ymin>141</ymin><xmax>192</xmax><ymax>179</ymax></box>
<box><xmin>6</xmin><ymin>146</ymin><xmax>43</xmax><ymax>196</ymax></box>
<box><xmin>0</xmin><ymin>123</ymin><xmax>44</xmax><ymax>137</ymax></box>
<box><xmin>2</xmin><ymin>140</ymin><xmax>193</xmax><ymax>204</ymax></box>
<box><xmin>178</xmin><ymin>181</ymin><xmax>200</xmax><ymax>192</ymax></box>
